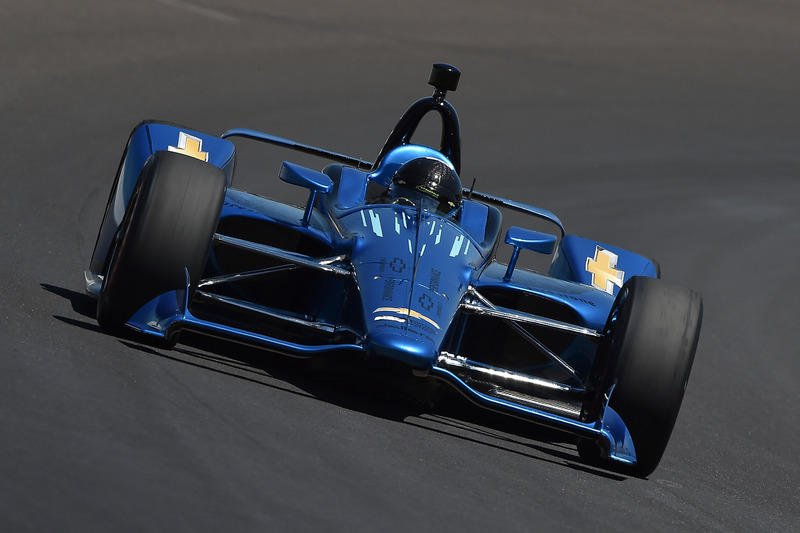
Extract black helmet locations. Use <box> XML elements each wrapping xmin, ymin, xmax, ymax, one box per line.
<box><xmin>390</xmin><ymin>157</ymin><xmax>462</xmax><ymax>215</ymax></box>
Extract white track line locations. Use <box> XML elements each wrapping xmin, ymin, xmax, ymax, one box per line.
<box><xmin>155</xmin><ymin>0</ymin><xmax>239</xmax><ymax>24</ymax></box>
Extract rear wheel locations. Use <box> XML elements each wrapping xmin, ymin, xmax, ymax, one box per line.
<box><xmin>97</xmin><ymin>150</ymin><xmax>226</xmax><ymax>332</ymax></box>
<box><xmin>579</xmin><ymin>276</ymin><xmax>703</xmax><ymax>477</ymax></box>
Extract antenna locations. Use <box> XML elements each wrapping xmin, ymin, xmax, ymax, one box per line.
<box><xmin>467</xmin><ymin>177</ymin><xmax>476</xmax><ymax>200</ymax></box>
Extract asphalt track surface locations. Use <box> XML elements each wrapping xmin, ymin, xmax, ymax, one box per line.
<box><xmin>2</xmin><ymin>1</ymin><xmax>799</xmax><ymax>531</ymax></box>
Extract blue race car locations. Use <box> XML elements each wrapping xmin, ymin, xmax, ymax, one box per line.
<box><xmin>85</xmin><ymin>64</ymin><xmax>702</xmax><ymax>477</ymax></box>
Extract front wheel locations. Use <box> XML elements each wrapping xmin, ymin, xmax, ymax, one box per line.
<box><xmin>97</xmin><ymin>150</ymin><xmax>226</xmax><ymax>332</ymax></box>
<box><xmin>580</xmin><ymin>276</ymin><xmax>703</xmax><ymax>477</ymax></box>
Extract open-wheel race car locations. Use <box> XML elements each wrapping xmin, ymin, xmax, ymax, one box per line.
<box><xmin>85</xmin><ymin>64</ymin><xmax>702</xmax><ymax>477</ymax></box>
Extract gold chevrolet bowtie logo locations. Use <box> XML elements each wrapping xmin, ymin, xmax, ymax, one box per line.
<box><xmin>168</xmin><ymin>131</ymin><xmax>209</xmax><ymax>162</ymax></box>
<box><xmin>586</xmin><ymin>246</ymin><xmax>625</xmax><ymax>294</ymax></box>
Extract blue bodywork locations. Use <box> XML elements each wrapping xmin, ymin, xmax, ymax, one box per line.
<box><xmin>86</xmin><ymin>77</ymin><xmax>662</xmax><ymax>470</ymax></box>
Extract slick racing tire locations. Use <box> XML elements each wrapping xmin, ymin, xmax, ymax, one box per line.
<box><xmin>579</xmin><ymin>276</ymin><xmax>703</xmax><ymax>477</ymax></box>
<box><xmin>97</xmin><ymin>150</ymin><xmax>226</xmax><ymax>332</ymax></box>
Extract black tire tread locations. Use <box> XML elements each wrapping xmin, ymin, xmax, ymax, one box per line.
<box><xmin>581</xmin><ymin>276</ymin><xmax>703</xmax><ymax>477</ymax></box>
<box><xmin>97</xmin><ymin>151</ymin><xmax>226</xmax><ymax>331</ymax></box>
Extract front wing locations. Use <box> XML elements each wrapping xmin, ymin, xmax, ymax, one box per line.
<box><xmin>113</xmin><ymin>253</ymin><xmax>637</xmax><ymax>469</ymax></box>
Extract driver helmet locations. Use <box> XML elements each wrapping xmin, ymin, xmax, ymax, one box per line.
<box><xmin>389</xmin><ymin>157</ymin><xmax>463</xmax><ymax>216</ymax></box>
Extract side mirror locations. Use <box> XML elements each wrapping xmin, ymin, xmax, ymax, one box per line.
<box><xmin>503</xmin><ymin>226</ymin><xmax>558</xmax><ymax>282</ymax></box>
<box><xmin>279</xmin><ymin>161</ymin><xmax>333</xmax><ymax>226</ymax></box>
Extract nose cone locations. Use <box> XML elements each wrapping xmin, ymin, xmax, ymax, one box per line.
<box><xmin>366</xmin><ymin>331</ymin><xmax>438</xmax><ymax>370</ymax></box>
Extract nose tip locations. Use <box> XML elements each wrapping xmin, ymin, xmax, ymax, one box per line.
<box><xmin>366</xmin><ymin>331</ymin><xmax>437</xmax><ymax>370</ymax></box>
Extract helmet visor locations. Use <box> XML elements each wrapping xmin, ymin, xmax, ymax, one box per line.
<box><xmin>390</xmin><ymin>183</ymin><xmax>458</xmax><ymax>216</ymax></box>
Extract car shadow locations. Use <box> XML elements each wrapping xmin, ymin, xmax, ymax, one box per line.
<box><xmin>44</xmin><ymin>282</ymin><xmax>627</xmax><ymax>481</ymax></box>
<box><xmin>42</xmin><ymin>283</ymin><xmax>97</xmax><ymax>319</ymax></box>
